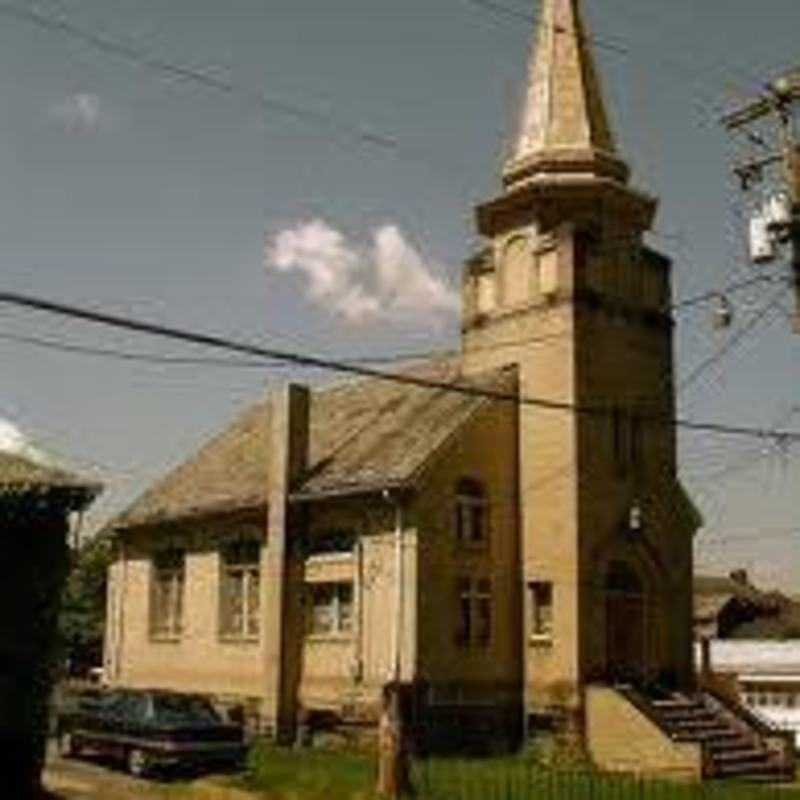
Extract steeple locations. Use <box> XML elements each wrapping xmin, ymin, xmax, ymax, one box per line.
<box><xmin>503</xmin><ymin>0</ymin><xmax>629</xmax><ymax>188</ymax></box>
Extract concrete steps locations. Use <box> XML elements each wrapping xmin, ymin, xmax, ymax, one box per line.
<box><xmin>649</xmin><ymin>692</ymin><xmax>793</xmax><ymax>783</ymax></box>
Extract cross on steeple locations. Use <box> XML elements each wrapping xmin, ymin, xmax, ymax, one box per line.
<box><xmin>504</xmin><ymin>0</ymin><xmax>630</xmax><ymax>188</ymax></box>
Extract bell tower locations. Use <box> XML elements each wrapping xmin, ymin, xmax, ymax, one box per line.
<box><xmin>462</xmin><ymin>0</ymin><xmax>695</xmax><ymax>722</ymax></box>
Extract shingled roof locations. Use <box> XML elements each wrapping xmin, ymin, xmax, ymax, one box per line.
<box><xmin>115</xmin><ymin>357</ymin><xmax>518</xmax><ymax>530</ymax></box>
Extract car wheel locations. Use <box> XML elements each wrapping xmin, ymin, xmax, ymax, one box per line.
<box><xmin>126</xmin><ymin>747</ymin><xmax>149</xmax><ymax>778</ymax></box>
<box><xmin>58</xmin><ymin>730</ymin><xmax>79</xmax><ymax>758</ymax></box>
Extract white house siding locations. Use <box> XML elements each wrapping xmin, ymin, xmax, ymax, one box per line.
<box><xmin>695</xmin><ymin>641</ymin><xmax>800</xmax><ymax>748</ymax></box>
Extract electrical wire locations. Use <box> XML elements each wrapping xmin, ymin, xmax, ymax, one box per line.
<box><xmin>0</xmin><ymin>2</ymin><xmax>404</xmax><ymax>156</ymax></box>
<box><xmin>462</xmin><ymin>0</ymin><xmax>629</xmax><ymax>55</ymax></box>
<box><xmin>677</xmin><ymin>286</ymin><xmax>788</xmax><ymax>394</ymax></box>
<box><xmin>1</xmin><ymin>290</ymin><xmax>799</xmax><ymax>445</ymax></box>
<box><xmin>0</xmin><ymin>329</ymin><xmax>444</xmax><ymax>370</ymax></box>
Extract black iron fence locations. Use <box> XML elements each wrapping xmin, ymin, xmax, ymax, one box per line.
<box><xmin>411</xmin><ymin>759</ymin><xmax>800</xmax><ymax>800</ymax></box>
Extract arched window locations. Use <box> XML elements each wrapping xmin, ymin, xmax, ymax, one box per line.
<box><xmin>501</xmin><ymin>236</ymin><xmax>531</xmax><ymax>306</ymax></box>
<box><xmin>455</xmin><ymin>478</ymin><xmax>488</xmax><ymax>545</ymax></box>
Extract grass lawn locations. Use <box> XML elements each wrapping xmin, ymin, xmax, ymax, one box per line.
<box><xmin>238</xmin><ymin>741</ymin><xmax>376</xmax><ymax>800</ymax></box>
<box><xmin>227</xmin><ymin>744</ymin><xmax>800</xmax><ymax>800</ymax></box>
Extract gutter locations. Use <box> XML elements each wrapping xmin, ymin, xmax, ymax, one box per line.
<box><xmin>290</xmin><ymin>479</ymin><xmax>412</xmax><ymax>504</ymax></box>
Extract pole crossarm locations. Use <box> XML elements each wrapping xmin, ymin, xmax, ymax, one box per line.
<box><xmin>722</xmin><ymin>97</ymin><xmax>776</xmax><ymax>130</ymax></box>
<box><xmin>721</xmin><ymin>72</ymin><xmax>800</xmax><ymax>130</ymax></box>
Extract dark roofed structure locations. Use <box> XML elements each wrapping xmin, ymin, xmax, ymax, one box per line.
<box><xmin>115</xmin><ymin>357</ymin><xmax>519</xmax><ymax>529</ymax></box>
<box><xmin>694</xmin><ymin>570</ymin><xmax>800</xmax><ymax>641</ymax></box>
<box><xmin>1</xmin><ymin>446</ymin><xmax>101</xmax><ymax>797</ymax></box>
<box><xmin>0</xmin><ymin>451</ymin><xmax>101</xmax><ymax>519</ymax></box>
<box><xmin>0</xmin><ymin>451</ymin><xmax>100</xmax><ymax>495</ymax></box>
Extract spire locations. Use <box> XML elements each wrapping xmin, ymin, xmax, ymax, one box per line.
<box><xmin>504</xmin><ymin>0</ymin><xmax>629</xmax><ymax>187</ymax></box>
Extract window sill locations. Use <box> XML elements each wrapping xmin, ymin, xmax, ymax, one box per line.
<box><xmin>149</xmin><ymin>635</ymin><xmax>182</xmax><ymax>644</ymax></box>
<box><xmin>306</xmin><ymin>552</ymin><xmax>354</xmax><ymax>564</ymax></box>
<box><xmin>305</xmin><ymin>634</ymin><xmax>353</xmax><ymax>644</ymax></box>
<box><xmin>529</xmin><ymin>634</ymin><xmax>553</xmax><ymax>647</ymax></box>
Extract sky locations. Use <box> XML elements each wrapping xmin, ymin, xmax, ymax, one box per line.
<box><xmin>0</xmin><ymin>0</ymin><xmax>797</xmax><ymax>590</ymax></box>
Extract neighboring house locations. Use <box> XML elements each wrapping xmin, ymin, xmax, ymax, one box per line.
<box><xmin>0</xmin><ymin>450</ymin><xmax>101</xmax><ymax>798</ymax></box>
<box><xmin>105</xmin><ymin>0</ymin><xmax>701</xmax><ymax>762</ymax></box>
<box><xmin>694</xmin><ymin>571</ymin><xmax>800</xmax><ymax>641</ymax></box>
<box><xmin>696</xmin><ymin>641</ymin><xmax>800</xmax><ymax>750</ymax></box>
<box><xmin>694</xmin><ymin>573</ymin><xmax>800</xmax><ymax>750</ymax></box>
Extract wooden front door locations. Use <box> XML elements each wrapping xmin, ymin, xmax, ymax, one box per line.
<box><xmin>605</xmin><ymin>562</ymin><xmax>646</xmax><ymax>685</ymax></box>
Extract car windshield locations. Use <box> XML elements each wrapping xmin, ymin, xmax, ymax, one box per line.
<box><xmin>152</xmin><ymin>694</ymin><xmax>221</xmax><ymax>726</ymax></box>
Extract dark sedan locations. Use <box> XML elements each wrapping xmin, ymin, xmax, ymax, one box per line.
<box><xmin>56</xmin><ymin>688</ymin><xmax>245</xmax><ymax>777</ymax></box>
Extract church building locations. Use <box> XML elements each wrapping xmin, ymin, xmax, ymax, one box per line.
<box><xmin>105</xmin><ymin>0</ymin><xmax>794</xmax><ymax>779</ymax></box>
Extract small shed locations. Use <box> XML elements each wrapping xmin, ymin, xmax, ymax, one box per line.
<box><xmin>0</xmin><ymin>451</ymin><xmax>101</xmax><ymax>798</ymax></box>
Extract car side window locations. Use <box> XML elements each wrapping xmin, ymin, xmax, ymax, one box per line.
<box><xmin>119</xmin><ymin>693</ymin><xmax>149</xmax><ymax>723</ymax></box>
<box><xmin>96</xmin><ymin>690</ymin><xmax>125</xmax><ymax>715</ymax></box>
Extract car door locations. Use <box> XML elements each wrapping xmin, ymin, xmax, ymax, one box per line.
<box><xmin>78</xmin><ymin>690</ymin><xmax>123</xmax><ymax>755</ymax></box>
<box><xmin>118</xmin><ymin>692</ymin><xmax>151</xmax><ymax>750</ymax></box>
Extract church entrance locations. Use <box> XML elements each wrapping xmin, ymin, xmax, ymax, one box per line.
<box><xmin>605</xmin><ymin>561</ymin><xmax>647</xmax><ymax>686</ymax></box>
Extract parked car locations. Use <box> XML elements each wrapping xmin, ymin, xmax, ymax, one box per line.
<box><xmin>56</xmin><ymin>688</ymin><xmax>245</xmax><ymax>777</ymax></box>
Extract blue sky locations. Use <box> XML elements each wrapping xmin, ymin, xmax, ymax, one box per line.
<box><xmin>0</xmin><ymin>0</ymin><xmax>797</xmax><ymax>590</ymax></box>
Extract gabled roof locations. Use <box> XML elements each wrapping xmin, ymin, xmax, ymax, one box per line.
<box><xmin>115</xmin><ymin>357</ymin><xmax>518</xmax><ymax>530</ymax></box>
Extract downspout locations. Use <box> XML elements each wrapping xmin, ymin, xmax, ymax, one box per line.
<box><xmin>383</xmin><ymin>489</ymin><xmax>404</xmax><ymax>683</ymax></box>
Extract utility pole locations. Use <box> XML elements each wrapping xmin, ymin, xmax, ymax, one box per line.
<box><xmin>721</xmin><ymin>69</ymin><xmax>800</xmax><ymax>334</ymax></box>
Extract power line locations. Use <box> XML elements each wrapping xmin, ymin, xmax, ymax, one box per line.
<box><xmin>0</xmin><ymin>2</ymin><xmax>404</xmax><ymax>154</ymax></box>
<box><xmin>2</xmin><ymin>290</ymin><xmax>799</xmax><ymax>445</ymax></box>
<box><xmin>0</xmin><ymin>329</ymin><xmax>442</xmax><ymax>370</ymax></box>
<box><xmin>669</xmin><ymin>274</ymin><xmax>793</xmax><ymax>312</ymax></box>
<box><xmin>4</xmin><ymin>270</ymin><xmax>785</xmax><ymax>371</ymax></box>
<box><xmin>677</xmin><ymin>285</ymin><xmax>788</xmax><ymax>393</ymax></box>
<box><xmin>460</xmin><ymin>0</ymin><xmax>745</xmax><ymax>132</ymax></box>
<box><xmin>463</xmin><ymin>0</ymin><xmax>629</xmax><ymax>55</ymax></box>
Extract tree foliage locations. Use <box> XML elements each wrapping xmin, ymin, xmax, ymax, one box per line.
<box><xmin>58</xmin><ymin>531</ymin><xmax>113</xmax><ymax>675</ymax></box>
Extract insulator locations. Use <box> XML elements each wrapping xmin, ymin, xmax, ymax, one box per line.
<box><xmin>764</xmin><ymin>192</ymin><xmax>794</xmax><ymax>235</ymax></box>
<box><xmin>749</xmin><ymin>212</ymin><xmax>776</xmax><ymax>264</ymax></box>
<box><xmin>712</xmin><ymin>296</ymin><xmax>733</xmax><ymax>330</ymax></box>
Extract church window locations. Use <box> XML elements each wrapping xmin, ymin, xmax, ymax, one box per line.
<box><xmin>308</xmin><ymin>582</ymin><xmax>353</xmax><ymax>636</ymax></box>
<box><xmin>219</xmin><ymin>540</ymin><xmax>261</xmax><ymax>640</ymax></box>
<box><xmin>456</xmin><ymin>577</ymin><xmax>492</xmax><ymax>649</ymax></box>
<box><xmin>501</xmin><ymin>236</ymin><xmax>532</xmax><ymax>306</ymax></box>
<box><xmin>477</xmin><ymin>274</ymin><xmax>496</xmax><ymax>315</ymax></box>
<box><xmin>150</xmin><ymin>548</ymin><xmax>185</xmax><ymax>640</ymax></box>
<box><xmin>529</xmin><ymin>581</ymin><xmax>553</xmax><ymax>639</ymax></box>
<box><xmin>538</xmin><ymin>249</ymin><xmax>559</xmax><ymax>298</ymax></box>
<box><xmin>612</xmin><ymin>407</ymin><xmax>644</xmax><ymax>475</ymax></box>
<box><xmin>455</xmin><ymin>478</ymin><xmax>488</xmax><ymax>546</ymax></box>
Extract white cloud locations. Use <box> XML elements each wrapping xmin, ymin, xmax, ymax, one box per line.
<box><xmin>0</xmin><ymin>418</ymin><xmax>52</xmax><ymax>465</ymax></box>
<box><xmin>48</xmin><ymin>93</ymin><xmax>106</xmax><ymax>134</ymax></box>
<box><xmin>266</xmin><ymin>219</ymin><xmax>459</xmax><ymax>326</ymax></box>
